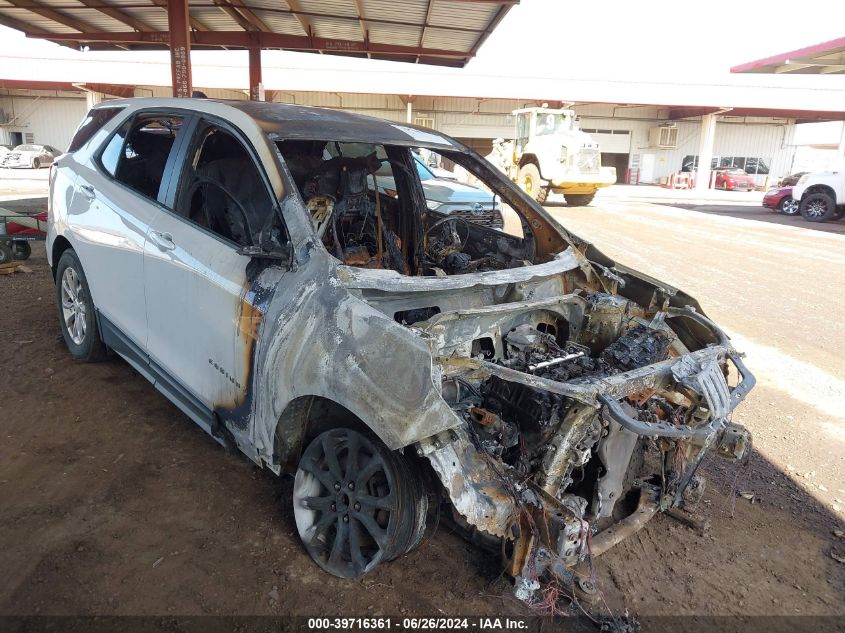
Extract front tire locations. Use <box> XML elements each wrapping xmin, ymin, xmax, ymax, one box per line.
<box><xmin>778</xmin><ymin>196</ymin><xmax>799</xmax><ymax>216</ymax></box>
<box><xmin>564</xmin><ymin>193</ymin><xmax>596</xmax><ymax>206</ymax></box>
<box><xmin>293</xmin><ymin>428</ymin><xmax>428</xmax><ymax>578</ymax></box>
<box><xmin>31</xmin><ymin>157</ymin><xmax>40</xmax><ymax>169</ymax></box>
<box><xmin>55</xmin><ymin>249</ymin><xmax>107</xmax><ymax>361</ymax></box>
<box><xmin>517</xmin><ymin>163</ymin><xmax>547</xmax><ymax>203</ymax></box>
<box><xmin>800</xmin><ymin>192</ymin><xmax>837</xmax><ymax>222</ymax></box>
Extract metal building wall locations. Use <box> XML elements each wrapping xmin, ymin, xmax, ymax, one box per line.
<box><xmin>0</xmin><ymin>89</ymin><xmax>798</xmax><ymax>184</ymax></box>
<box><xmin>572</xmin><ymin>105</ymin><xmax>797</xmax><ymax>184</ymax></box>
<box><xmin>0</xmin><ymin>92</ymin><xmax>88</xmax><ymax>150</ymax></box>
<box><xmin>268</xmin><ymin>91</ymin><xmax>534</xmax><ymax>138</ymax></box>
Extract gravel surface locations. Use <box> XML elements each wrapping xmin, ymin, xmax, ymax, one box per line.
<box><xmin>0</xmin><ymin>192</ymin><xmax>843</xmax><ymax>623</ymax></box>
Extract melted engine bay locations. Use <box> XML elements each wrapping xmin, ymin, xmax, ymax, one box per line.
<box><xmin>412</xmin><ymin>290</ymin><xmax>754</xmax><ymax>603</ymax></box>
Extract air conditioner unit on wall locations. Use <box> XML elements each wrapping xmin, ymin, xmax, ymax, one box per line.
<box><xmin>648</xmin><ymin>125</ymin><xmax>678</xmax><ymax>149</ymax></box>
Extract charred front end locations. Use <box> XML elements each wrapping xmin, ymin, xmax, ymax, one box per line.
<box><xmin>410</xmin><ymin>288</ymin><xmax>754</xmax><ymax>601</ymax></box>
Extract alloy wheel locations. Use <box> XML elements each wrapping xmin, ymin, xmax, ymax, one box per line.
<box><xmin>60</xmin><ymin>266</ymin><xmax>86</xmax><ymax>345</ymax></box>
<box><xmin>293</xmin><ymin>428</ymin><xmax>401</xmax><ymax>578</ymax></box>
<box><xmin>804</xmin><ymin>200</ymin><xmax>827</xmax><ymax>218</ymax></box>
<box><xmin>781</xmin><ymin>198</ymin><xmax>799</xmax><ymax>215</ymax></box>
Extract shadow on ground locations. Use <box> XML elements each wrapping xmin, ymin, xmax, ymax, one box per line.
<box><xmin>0</xmin><ymin>197</ymin><xmax>48</xmax><ymax>214</ymax></box>
<box><xmin>651</xmin><ymin>202</ymin><xmax>845</xmax><ymax>236</ymax></box>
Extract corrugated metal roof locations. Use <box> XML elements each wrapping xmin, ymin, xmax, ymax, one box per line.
<box><xmin>0</xmin><ymin>0</ymin><xmax>516</xmax><ymax>67</ymax></box>
<box><xmin>430</xmin><ymin>1</ymin><xmax>496</xmax><ymax>29</ymax></box>
<box><xmin>253</xmin><ymin>12</ymin><xmax>307</xmax><ymax>37</ymax></box>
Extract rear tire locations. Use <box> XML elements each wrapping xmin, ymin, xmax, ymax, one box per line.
<box><xmin>800</xmin><ymin>192</ymin><xmax>837</xmax><ymax>222</ymax></box>
<box><xmin>0</xmin><ymin>242</ymin><xmax>13</xmax><ymax>265</ymax></box>
<box><xmin>293</xmin><ymin>427</ymin><xmax>428</xmax><ymax>578</ymax></box>
<box><xmin>564</xmin><ymin>193</ymin><xmax>596</xmax><ymax>206</ymax></box>
<box><xmin>517</xmin><ymin>163</ymin><xmax>546</xmax><ymax>203</ymax></box>
<box><xmin>11</xmin><ymin>241</ymin><xmax>31</xmax><ymax>260</ymax></box>
<box><xmin>55</xmin><ymin>249</ymin><xmax>108</xmax><ymax>362</ymax></box>
<box><xmin>778</xmin><ymin>196</ymin><xmax>799</xmax><ymax>216</ymax></box>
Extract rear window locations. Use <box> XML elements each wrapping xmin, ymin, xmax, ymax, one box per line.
<box><xmin>68</xmin><ymin>107</ymin><xmax>124</xmax><ymax>152</ymax></box>
<box><xmin>14</xmin><ymin>145</ymin><xmax>39</xmax><ymax>151</ymax></box>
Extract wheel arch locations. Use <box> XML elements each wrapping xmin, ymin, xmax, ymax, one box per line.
<box><xmin>803</xmin><ymin>184</ymin><xmax>836</xmax><ymax>200</ymax></box>
<box><xmin>51</xmin><ymin>234</ymin><xmax>74</xmax><ymax>279</ymax></box>
<box><xmin>518</xmin><ymin>153</ymin><xmax>542</xmax><ymax>175</ymax></box>
<box><xmin>272</xmin><ymin>395</ymin><xmax>375</xmax><ymax>473</ymax></box>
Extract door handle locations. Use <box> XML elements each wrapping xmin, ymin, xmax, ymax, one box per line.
<box><xmin>78</xmin><ymin>184</ymin><xmax>95</xmax><ymax>201</ymax></box>
<box><xmin>149</xmin><ymin>230</ymin><xmax>175</xmax><ymax>251</ymax></box>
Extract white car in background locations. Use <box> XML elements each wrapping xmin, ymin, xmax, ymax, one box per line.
<box><xmin>792</xmin><ymin>170</ymin><xmax>845</xmax><ymax>222</ymax></box>
<box><xmin>1</xmin><ymin>144</ymin><xmax>60</xmax><ymax>169</ymax></box>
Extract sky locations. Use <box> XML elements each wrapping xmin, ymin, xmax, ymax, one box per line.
<box><xmin>470</xmin><ymin>0</ymin><xmax>845</xmax><ymax>82</ymax></box>
<box><xmin>1</xmin><ymin>0</ymin><xmax>844</xmax><ymax>141</ymax></box>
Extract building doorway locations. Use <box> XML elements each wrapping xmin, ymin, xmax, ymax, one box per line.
<box><xmin>601</xmin><ymin>152</ymin><xmax>630</xmax><ymax>183</ymax></box>
<box><xmin>581</xmin><ymin>128</ymin><xmax>631</xmax><ymax>184</ymax></box>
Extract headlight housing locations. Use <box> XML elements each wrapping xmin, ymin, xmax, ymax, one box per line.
<box><xmin>426</xmin><ymin>200</ymin><xmax>442</xmax><ymax>211</ymax></box>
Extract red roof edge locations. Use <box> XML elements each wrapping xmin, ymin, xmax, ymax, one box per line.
<box><xmin>731</xmin><ymin>36</ymin><xmax>845</xmax><ymax>73</ymax></box>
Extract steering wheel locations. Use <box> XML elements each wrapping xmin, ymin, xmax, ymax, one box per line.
<box><xmin>424</xmin><ymin>216</ymin><xmax>471</xmax><ymax>254</ymax></box>
<box><xmin>188</xmin><ymin>176</ymin><xmax>255</xmax><ymax>246</ymax></box>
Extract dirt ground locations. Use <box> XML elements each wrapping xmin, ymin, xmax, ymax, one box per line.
<box><xmin>1</xmin><ymin>189</ymin><xmax>844</xmax><ymax>627</ymax></box>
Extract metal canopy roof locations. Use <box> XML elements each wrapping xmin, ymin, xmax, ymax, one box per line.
<box><xmin>731</xmin><ymin>36</ymin><xmax>845</xmax><ymax>75</ymax></box>
<box><xmin>0</xmin><ymin>0</ymin><xmax>516</xmax><ymax>67</ymax></box>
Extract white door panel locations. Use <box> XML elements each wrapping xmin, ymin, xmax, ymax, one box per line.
<box><xmin>66</xmin><ymin>161</ymin><xmax>160</xmax><ymax>347</ymax></box>
<box><xmin>639</xmin><ymin>154</ymin><xmax>656</xmax><ymax>183</ymax></box>
<box><xmin>144</xmin><ymin>212</ymin><xmax>252</xmax><ymax>408</ymax></box>
<box><xmin>590</xmin><ymin>132</ymin><xmax>631</xmax><ymax>154</ymax></box>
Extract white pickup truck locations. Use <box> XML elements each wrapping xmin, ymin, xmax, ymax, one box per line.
<box><xmin>792</xmin><ymin>170</ymin><xmax>845</xmax><ymax>222</ymax></box>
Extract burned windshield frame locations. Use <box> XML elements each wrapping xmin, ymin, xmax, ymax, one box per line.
<box><xmin>433</xmin><ymin>148</ymin><xmax>539</xmax><ymax>244</ymax></box>
<box><xmin>270</xmin><ymin>134</ymin><xmax>573</xmax><ymax>273</ymax></box>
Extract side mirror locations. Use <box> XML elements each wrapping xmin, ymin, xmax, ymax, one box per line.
<box><xmin>238</xmin><ymin>240</ymin><xmax>294</xmax><ymax>264</ymax></box>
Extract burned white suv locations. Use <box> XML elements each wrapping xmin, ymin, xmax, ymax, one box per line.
<box><xmin>48</xmin><ymin>99</ymin><xmax>754</xmax><ymax>601</ymax></box>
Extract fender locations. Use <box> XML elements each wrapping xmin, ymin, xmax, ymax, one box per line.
<box><xmin>248</xmin><ymin>249</ymin><xmax>460</xmax><ymax>466</ymax></box>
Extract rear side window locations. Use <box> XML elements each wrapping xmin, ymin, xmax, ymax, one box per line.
<box><xmin>68</xmin><ymin>107</ymin><xmax>123</xmax><ymax>152</ymax></box>
<box><xmin>99</xmin><ymin>115</ymin><xmax>184</xmax><ymax>202</ymax></box>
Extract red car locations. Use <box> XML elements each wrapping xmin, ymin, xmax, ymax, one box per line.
<box><xmin>714</xmin><ymin>168</ymin><xmax>757</xmax><ymax>191</ymax></box>
<box><xmin>762</xmin><ymin>186</ymin><xmax>799</xmax><ymax>215</ymax></box>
